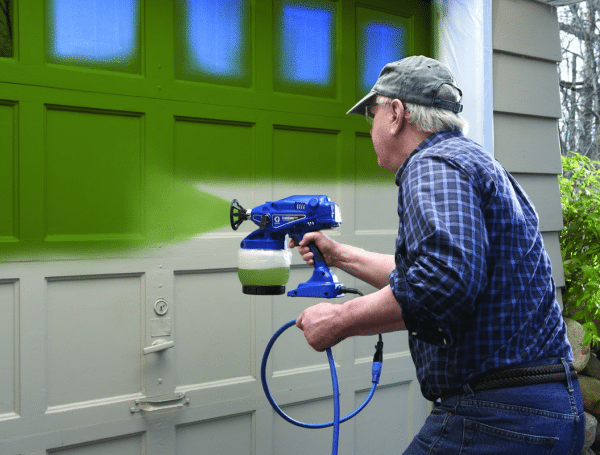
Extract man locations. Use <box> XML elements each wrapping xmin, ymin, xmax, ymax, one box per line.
<box><xmin>290</xmin><ymin>56</ymin><xmax>584</xmax><ymax>454</ymax></box>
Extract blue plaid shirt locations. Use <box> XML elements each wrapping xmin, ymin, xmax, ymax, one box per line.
<box><xmin>389</xmin><ymin>130</ymin><xmax>572</xmax><ymax>401</ymax></box>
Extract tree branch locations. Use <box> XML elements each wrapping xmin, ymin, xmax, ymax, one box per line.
<box><xmin>560</xmin><ymin>21</ymin><xmax>597</xmax><ymax>42</ymax></box>
<box><xmin>561</xmin><ymin>79</ymin><xmax>587</xmax><ymax>90</ymax></box>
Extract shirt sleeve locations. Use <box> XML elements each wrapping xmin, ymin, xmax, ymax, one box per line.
<box><xmin>389</xmin><ymin>155</ymin><xmax>489</xmax><ymax>346</ymax></box>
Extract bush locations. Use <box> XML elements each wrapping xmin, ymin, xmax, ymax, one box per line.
<box><xmin>559</xmin><ymin>153</ymin><xmax>600</xmax><ymax>345</ymax></box>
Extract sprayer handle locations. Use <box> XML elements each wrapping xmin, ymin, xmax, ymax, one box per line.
<box><xmin>291</xmin><ymin>235</ymin><xmax>327</xmax><ymax>266</ymax></box>
<box><xmin>308</xmin><ymin>242</ymin><xmax>327</xmax><ymax>265</ymax></box>
<box><xmin>287</xmin><ymin>239</ymin><xmax>342</xmax><ymax>298</ymax></box>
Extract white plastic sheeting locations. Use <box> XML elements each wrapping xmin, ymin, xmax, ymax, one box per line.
<box><xmin>433</xmin><ymin>0</ymin><xmax>494</xmax><ymax>155</ymax></box>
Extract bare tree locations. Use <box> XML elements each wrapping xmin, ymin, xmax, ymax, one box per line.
<box><xmin>559</xmin><ymin>2</ymin><xmax>600</xmax><ymax>160</ymax></box>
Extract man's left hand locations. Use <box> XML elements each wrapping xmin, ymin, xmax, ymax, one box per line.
<box><xmin>296</xmin><ymin>302</ymin><xmax>347</xmax><ymax>352</ymax></box>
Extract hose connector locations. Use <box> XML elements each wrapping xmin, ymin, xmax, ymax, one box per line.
<box><xmin>372</xmin><ymin>338</ymin><xmax>384</xmax><ymax>384</ymax></box>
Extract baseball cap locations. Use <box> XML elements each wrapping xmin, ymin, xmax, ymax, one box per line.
<box><xmin>347</xmin><ymin>55</ymin><xmax>463</xmax><ymax>115</ymax></box>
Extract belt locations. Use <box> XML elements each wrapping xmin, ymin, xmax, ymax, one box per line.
<box><xmin>442</xmin><ymin>363</ymin><xmax>578</xmax><ymax>400</ymax></box>
<box><xmin>470</xmin><ymin>363</ymin><xmax>578</xmax><ymax>391</ymax></box>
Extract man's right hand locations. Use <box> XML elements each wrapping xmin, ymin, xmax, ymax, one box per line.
<box><xmin>289</xmin><ymin>231</ymin><xmax>395</xmax><ymax>290</ymax></box>
<box><xmin>288</xmin><ymin>231</ymin><xmax>339</xmax><ymax>267</ymax></box>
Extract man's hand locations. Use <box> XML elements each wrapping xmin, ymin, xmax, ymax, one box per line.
<box><xmin>288</xmin><ymin>231</ymin><xmax>339</xmax><ymax>267</ymax></box>
<box><xmin>288</xmin><ymin>232</ymin><xmax>395</xmax><ymax>290</ymax></box>
<box><xmin>296</xmin><ymin>287</ymin><xmax>406</xmax><ymax>352</ymax></box>
<box><xmin>296</xmin><ymin>302</ymin><xmax>347</xmax><ymax>352</ymax></box>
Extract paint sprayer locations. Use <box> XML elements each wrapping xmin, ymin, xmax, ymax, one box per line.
<box><xmin>230</xmin><ymin>195</ymin><xmax>383</xmax><ymax>455</ymax></box>
<box><xmin>230</xmin><ymin>194</ymin><xmax>347</xmax><ymax>298</ymax></box>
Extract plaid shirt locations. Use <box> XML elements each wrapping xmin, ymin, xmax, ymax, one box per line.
<box><xmin>389</xmin><ymin>130</ymin><xmax>572</xmax><ymax>401</ymax></box>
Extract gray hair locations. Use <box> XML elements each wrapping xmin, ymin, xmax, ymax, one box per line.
<box><xmin>376</xmin><ymin>84</ymin><xmax>468</xmax><ymax>133</ymax></box>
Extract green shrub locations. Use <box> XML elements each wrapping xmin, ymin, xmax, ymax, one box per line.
<box><xmin>559</xmin><ymin>153</ymin><xmax>600</xmax><ymax>345</ymax></box>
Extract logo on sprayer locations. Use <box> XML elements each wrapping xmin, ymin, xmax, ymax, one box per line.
<box><xmin>273</xmin><ymin>214</ymin><xmax>305</xmax><ymax>228</ymax></box>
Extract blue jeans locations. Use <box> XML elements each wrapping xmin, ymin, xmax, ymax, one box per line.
<box><xmin>404</xmin><ymin>360</ymin><xmax>585</xmax><ymax>454</ymax></box>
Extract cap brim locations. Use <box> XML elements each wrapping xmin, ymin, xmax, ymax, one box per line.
<box><xmin>346</xmin><ymin>90</ymin><xmax>377</xmax><ymax>115</ymax></box>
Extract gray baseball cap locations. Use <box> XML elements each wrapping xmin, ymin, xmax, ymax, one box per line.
<box><xmin>347</xmin><ymin>55</ymin><xmax>463</xmax><ymax>116</ymax></box>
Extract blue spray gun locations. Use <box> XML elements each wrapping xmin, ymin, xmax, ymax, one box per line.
<box><xmin>230</xmin><ymin>195</ymin><xmax>345</xmax><ymax>298</ymax></box>
<box><xmin>230</xmin><ymin>195</ymin><xmax>382</xmax><ymax>455</ymax></box>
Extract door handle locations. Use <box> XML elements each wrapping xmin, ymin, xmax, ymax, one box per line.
<box><xmin>143</xmin><ymin>339</ymin><xmax>174</xmax><ymax>355</ymax></box>
<box><xmin>130</xmin><ymin>392</ymin><xmax>189</xmax><ymax>414</ymax></box>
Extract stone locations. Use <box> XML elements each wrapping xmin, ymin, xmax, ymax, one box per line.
<box><xmin>579</xmin><ymin>376</ymin><xmax>600</xmax><ymax>419</ymax></box>
<box><xmin>584</xmin><ymin>412</ymin><xmax>598</xmax><ymax>450</ymax></box>
<box><xmin>584</xmin><ymin>354</ymin><xmax>600</xmax><ymax>380</ymax></box>
<box><xmin>566</xmin><ymin>318</ymin><xmax>591</xmax><ymax>371</ymax></box>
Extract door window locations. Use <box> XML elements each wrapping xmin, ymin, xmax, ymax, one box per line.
<box><xmin>175</xmin><ymin>0</ymin><xmax>252</xmax><ymax>87</ymax></box>
<box><xmin>356</xmin><ymin>6</ymin><xmax>409</xmax><ymax>96</ymax></box>
<box><xmin>0</xmin><ymin>0</ymin><xmax>12</xmax><ymax>58</ymax></box>
<box><xmin>47</xmin><ymin>0</ymin><xmax>141</xmax><ymax>73</ymax></box>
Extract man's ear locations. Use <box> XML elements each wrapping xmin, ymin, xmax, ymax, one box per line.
<box><xmin>389</xmin><ymin>99</ymin><xmax>406</xmax><ymax>135</ymax></box>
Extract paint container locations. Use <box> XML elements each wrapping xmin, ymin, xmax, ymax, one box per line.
<box><xmin>237</xmin><ymin>248</ymin><xmax>292</xmax><ymax>295</ymax></box>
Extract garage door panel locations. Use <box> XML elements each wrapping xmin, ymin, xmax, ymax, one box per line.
<box><xmin>175</xmin><ymin>412</ymin><xmax>254</xmax><ymax>455</ymax></box>
<box><xmin>174</xmin><ymin>270</ymin><xmax>253</xmax><ymax>387</ymax></box>
<box><xmin>354</xmin><ymin>134</ymin><xmax>398</xmax><ymax>233</ymax></box>
<box><xmin>0</xmin><ymin>279</ymin><xmax>19</xmax><ymax>417</ymax></box>
<box><xmin>47</xmin><ymin>432</ymin><xmax>145</xmax><ymax>455</ymax></box>
<box><xmin>174</xmin><ymin>117</ymin><xmax>255</xmax><ymax>184</ymax></box>
<box><xmin>46</xmin><ymin>274</ymin><xmax>144</xmax><ymax>409</ymax></box>
<box><xmin>270</xmin><ymin>267</ymin><xmax>337</xmax><ymax>374</ymax></box>
<box><xmin>354</xmin><ymin>382</ymin><xmax>416</xmax><ymax>452</ymax></box>
<box><xmin>0</xmin><ymin>101</ymin><xmax>18</xmax><ymax>242</ymax></box>
<box><xmin>45</xmin><ymin>106</ymin><xmax>144</xmax><ymax>242</ymax></box>
<box><xmin>274</xmin><ymin>397</ymin><xmax>335</xmax><ymax>454</ymax></box>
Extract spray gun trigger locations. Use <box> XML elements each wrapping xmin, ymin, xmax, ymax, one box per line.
<box><xmin>259</xmin><ymin>214</ymin><xmax>271</xmax><ymax>230</ymax></box>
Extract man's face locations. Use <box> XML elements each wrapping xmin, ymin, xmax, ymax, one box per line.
<box><xmin>368</xmin><ymin>103</ymin><xmax>395</xmax><ymax>172</ymax></box>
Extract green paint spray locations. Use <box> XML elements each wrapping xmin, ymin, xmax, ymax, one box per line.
<box><xmin>1</xmin><ymin>170</ymin><xmax>231</xmax><ymax>258</ymax></box>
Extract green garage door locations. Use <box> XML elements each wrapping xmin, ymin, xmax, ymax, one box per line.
<box><xmin>0</xmin><ymin>1</ymin><xmax>431</xmax><ymax>454</ymax></box>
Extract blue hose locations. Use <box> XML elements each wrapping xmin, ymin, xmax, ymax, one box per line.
<box><xmin>261</xmin><ymin>319</ymin><xmax>382</xmax><ymax>455</ymax></box>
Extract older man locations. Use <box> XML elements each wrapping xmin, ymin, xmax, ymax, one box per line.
<box><xmin>290</xmin><ymin>56</ymin><xmax>584</xmax><ymax>454</ymax></box>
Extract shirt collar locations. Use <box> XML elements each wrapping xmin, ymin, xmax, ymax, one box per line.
<box><xmin>395</xmin><ymin>130</ymin><xmax>464</xmax><ymax>186</ymax></box>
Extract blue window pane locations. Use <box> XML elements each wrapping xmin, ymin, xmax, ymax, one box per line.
<box><xmin>186</xmin><ymin>0</ymin><xmax>246</xmax><ymax>77</ymax></box>
<box><xmin>49</xmin><ymin>0</ymin><xmax>138</xmax><ymax>66</ymax></box>
<box><xmin>281</xmin><ymin>5</ymin><xmax>332</xmax><ymax>85</ymax></box>
<box><xmin>363</xmin><ymin>24</ymin><xmax>404</xmax><ymax>89</ymax></box>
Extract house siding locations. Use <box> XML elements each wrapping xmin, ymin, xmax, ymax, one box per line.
<box><xmin>492</xmin><ymin>0</ymin><xmax>566</xmax><ymax>295</ymax></box>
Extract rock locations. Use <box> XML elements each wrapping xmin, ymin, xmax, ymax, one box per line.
<box><xmin>584</xmin><ymin>354</ymin><xmax>600</xmax><ymax>380</ymax></box>
<box><xmin>584</xmin><ymin>412</ymin><xmax>598</xmax><ymax>450</ymax></box>
<box><xmin>566</xmin><ymin>318</ymin><xmax>591</xmax><ymax>371</ymax></box>
<box><xmin>579</xmin><ymin>376</ymin><xmax>600</xmax><ymax>419</ymax></box>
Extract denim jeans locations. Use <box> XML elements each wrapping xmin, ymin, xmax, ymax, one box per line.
<box><xmin>404</xmin><ymin>359</ymin><xmax>585</xmax><ymax>454</ymax></box>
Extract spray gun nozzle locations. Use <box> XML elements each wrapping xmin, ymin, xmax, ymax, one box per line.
<box><xmin>230</xmin><ymin>199</ymin><xmax>250</xmax><ymax>231</ymax></box>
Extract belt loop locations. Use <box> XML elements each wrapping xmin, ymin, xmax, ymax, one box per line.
<box><xmin>462</xmin><ymin>382</ymin><xmax>475</xmax><ymax>397</ymax></box>
<box><xmin>561</xmin><ymin>358</ymin><xmax>574</xmax><ymax>392</ymax></box>
<box><xmin>561</xmin><ymin>357</ymin><xmax>579</xmax><ymax>416</ymax></box>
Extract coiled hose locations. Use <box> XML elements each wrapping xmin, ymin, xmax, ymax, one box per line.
<box><xmin>261</xmin><ymin>318</ymin><xmax>383</xmax><ymax>455</ymax></box>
